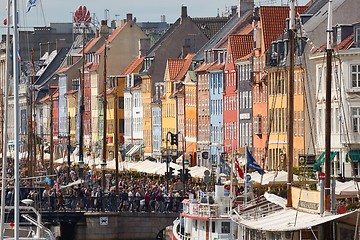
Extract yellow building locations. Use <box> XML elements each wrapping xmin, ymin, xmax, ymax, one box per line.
<box><xmin>161</xmin><ymin>59</ymin><xmax>181</xmax><ymax>149</ymax></box>
<box><xmin>65</xmin><ymin>90</ymin><xmax>78</xmax><ymax>145</ymax></box>
<box><xmin>184</xmin><ymin>71</ymin><xmax>197</xmax><ymax>166</ymax></box>
<box><xmin>267</xmin><ymin>68</ymin><xmax>305</xmax><ymax>170</ymax></box>
<box><xmin>142</xmin><ymin>74</ymin><xmax>152</xmax><ymax>157</ymax></box>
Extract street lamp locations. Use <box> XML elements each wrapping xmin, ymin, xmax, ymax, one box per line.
<box><xmin>79</xmin><ymin>158</ymin><xmax>84</xmax><ymax>177</ymax></box>
<box><xmin>101</xmin><ymin>160</ymin><xmax>107</xmax><ymax>191</ymax></box>
<box><xmin>79</xmin><ymin>159</ymin><xmax>84</xmax><ymax>188</ymax></box>
<box><xmin>184</xmin><ymin>159</ymin><xmax>189</xmax><ymax>192</ymax></box>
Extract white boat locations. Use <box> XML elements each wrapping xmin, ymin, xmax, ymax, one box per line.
<box><xmin>171</xmin><ymin>184</ymin><xmax>238</xmax><ymax>240</ymax></box>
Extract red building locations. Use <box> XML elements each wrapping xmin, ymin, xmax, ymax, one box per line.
<box><xmin>223</xmin><ymin>34</ymin><xmax>253</xmax><ymax>155</ymax></box>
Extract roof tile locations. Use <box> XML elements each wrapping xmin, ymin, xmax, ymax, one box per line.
<box><xmin>121</xmin><ymin>56</ymin><xmax>144</xmax><ymax>75</ymax></box>
<box><xmin>261</xmin><ymin>6</ymin><xmax>307</xmax><ymax>50</ymax></box>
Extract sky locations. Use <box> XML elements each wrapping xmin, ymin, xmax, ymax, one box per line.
<box><xmin>0</xmin><ymin>0</ymin><xmax>309</xmax><ymax>32</ymax></box>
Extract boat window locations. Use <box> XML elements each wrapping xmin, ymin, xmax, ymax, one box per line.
<box><xmin>212</xmin><ymin>222</ymin><xmax>215</xmax><ymax>233</ymax></box>
<box><xmin>221</xmin><ymin>222</ymin><xmax>230</xmax><ymax>233</ymax></box>
<box><xmin>195</xmin><ymin>220</ymin><xmax>197</xmax><ymax>231</ymax></box>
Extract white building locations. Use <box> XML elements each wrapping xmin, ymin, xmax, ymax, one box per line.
<box><xmin>123</xmin><ymin>73</ymin><xmax>143</xmax><ymax>160</ymax></box>
<box><xmin>310</xmin><ymin>22</ymin><xmax>360</xmax><ymax>178</ymax></box>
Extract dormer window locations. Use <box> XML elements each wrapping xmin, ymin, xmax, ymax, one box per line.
<box><xmin>356</xmin><ymin>27</ymin><xmax>360</xmax><ymax>47</ymax></box>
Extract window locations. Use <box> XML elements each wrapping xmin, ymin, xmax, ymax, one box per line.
<box><xmin>221</xmin><ymin>222</ymin><xmax>231</xmax><ymax>234</ymax></box>
<box><xmin>351</xmin><ymin>65</ymin><xmax>360</xmax><ymax>88</ymax></box>
<box><xmin>318</xmin><ymin>109</ymin><xmax>323</xmax><ymax>134</ymax></box>
<box><xmin>254</xmin><ymin>115</ymin><xmax>262</xmax><ymax>135</ymax></box>
<box><xmin>356</xmin><ymin>27</ymin><xmax>360</xmax><ymax>44</ymax></box>
<box><xmin>352</xmin><ymin>107</ymin><xmax>360</xmax><ymax>132</ymax></box>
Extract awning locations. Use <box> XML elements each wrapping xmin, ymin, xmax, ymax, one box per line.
<box><xmin>239</xmin><ymin>208</ymin><xmax>358</xmax><ymax>232</ymax></box>
<box><xmin>126</xmin><ymin>145</ymin><xmax>140</xmax><ymax>156</ymax></box>
<box><xmin>313</xmin><ymin>152</ymin><xmax>337</xmax><ymax>171</ymax></box>
<box><xmin>346</xmin><ymin>150</ymin><xmax>360</xmax><ymax>163</ymax></box>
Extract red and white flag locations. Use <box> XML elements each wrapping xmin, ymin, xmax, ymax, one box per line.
<box><xmin>235</xmin><ymin>159</ymin><xmax>244</xmax><ymax>179</ymax></box>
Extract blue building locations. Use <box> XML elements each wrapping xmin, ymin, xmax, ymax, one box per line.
<box><xmin>209</xmin><ymin>65</ymin><xmax>224</xmax><ymax>165</ymax></box>
<box><xmin>152</xmin><ymin>82</ymin><xmax>164</xmax><ymax>161</ymax></box>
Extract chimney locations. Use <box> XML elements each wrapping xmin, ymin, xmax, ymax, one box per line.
<box><xmin>238</xmin><ymin>0</ymin><xmax>254</xmax><ymax>18</ymax></box>
<box><xmin>231</xmin><ymin>6</ymin><xmax>237</xmax><ymax>17</ymax></box>
<box><xmin>161</xmin><ymin>15</ymin><xmax>166</xmax><ymax>23</ymax></box>
<box><xmin>126</xmin><ymin>13</ymin><xmax>133</xmax><ymax>22</ymax></box>
<box><xmin>139</xmin><ymin>38</ymin><xmax>151</xmax><ymax>57</ymax></box>
<box><xmin>100</xmin><ymin>20</ymin><xmax>109</xmax><ymax>39</ymax></box>
<box><xmin>56</xmin><ymin>39</ymin><xmax>66</xmax><ymax>50</ymax></box>
<box><xmin>181</xmin><ymin>6</ymin><xmax>188</xmax><ymax>19</ymax></box>
<box><xmin>182</xmin><ymin>46</ymin><xmax>191</xmax><ymax>59</ymax></box>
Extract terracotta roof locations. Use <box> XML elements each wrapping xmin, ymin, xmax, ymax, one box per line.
<box><xmin>39</xmin><ymin>95</ymin><xmax>50</xmax><ymax>103</ymax></box>
<box><xmin>57</xmin><ymin>66</ymin><xmax>70</xmax><ymax>74</ymax></box>
<box><xmin>98</xmin><ymin>87</ymin><xmax>116</xmax><ymax>97</ymax></box>
<box><xmin>337</xmin><ymin>34</ymin><xmax>354</xmax><ymax>50</ymax></box>
<box><xmin>229</xmin><ymin>34</ymin><xmax>253</xmax><ymax>61</ymax></box>
<box><xmin>96</xmin><ymin>23</ymin><xmax>128</xmax><ymax>55</ymax></box>
<box><xmin>40</xmin><ymin>89</ymin><xmax>59</xmax><ymax>103</ymax></box>
<box><xmin>237</xmin><ymin>52</ymin><xmax>253</xmax><ymax>61</ymax></box>
<box><xmin>174</xmin><ymin>54</ymin><xmax>195</xmax><ymax>81</ymax></box>
<box><xmin>314</xmin><ymin>35</ymin><xmax>354</xmax><ymax>53</ymax></box>
<box><xmin>121</xmin><ymin>56</ymin><xmax>144</xmax><ymax>75</ymax></box>
<box><xmin>195</xmin><ymin>62</ymin><xmax>214</xmax><ymax>72</ymax></box>
<box><xmin>168</xmin><ymin>59</ymin><xmax>187</xmax><ymax>80</ymax></box>
<box><xmin>65</xmin><ymin>89</ymin><xmax>78</xmax><ymax>95</ymax></box>
<box><xmin>84</xmin><ymin>62</ymin><xmax>93</xmax><ymax>68</ymax></box>
<box><xmin>261</xmin><ymin>6</ymin><xmax>307</xmax><ymax>51</ymax></box>
<box><xmin>52</xmin><ymin>91</ymin><xmax>59</xmax><ymax>99</ymax></box>
<box><xmin>82</xmin><ymin>36</ymin><xmax>102</xmax><ymax>54</ymax></box>
<box><xmin>90</xmin><ymin>63</ymin><xmax>99</xmax><ymax>71</ymax></box>
<box><xmin>238</xmin><ymin>24</ymin><xmax>253</xmax><ymax>35</ymax></box>
<box><xmin>208</xmin><ymin>63</ymin><xmax>225</xmax><ymax>71</ymax></box>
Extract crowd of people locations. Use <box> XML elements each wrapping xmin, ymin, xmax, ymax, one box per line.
<box><xmin>3</xmin><ymin>162</ymin><xmax>206</xmax><ymax>213</ymax></box>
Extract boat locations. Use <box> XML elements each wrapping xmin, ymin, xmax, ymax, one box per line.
<box><xmin>0</xmin><ymin>0</ymin><xmax>54</xmax><ymax>239</ymax></box>
<box><xmin>171</xmin><ymin>184</ymin><xmax>238</xmax><ymax>240</ymax></box>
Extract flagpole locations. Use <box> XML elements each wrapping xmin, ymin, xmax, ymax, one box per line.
<box><xmin>244</xmin><ymin>146</ymin><xmax>248</xmax><ymax>205</ymax></box>
<box><xmin>229</xmin><ymin>122</ymin><xmax>234</xmax><ymax>215</ymax></box>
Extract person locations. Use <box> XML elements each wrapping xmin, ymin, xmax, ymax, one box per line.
<box><xmin>49</xmin><ymin>188</ymin><xmax>56</xmax><ymax>211</ymax></box>
<box><xmin>57</xmin><ymin>190</ymin><xmax>65</xmax><ymax>210</ymax></box>
<box><xmin>69</xmin><ymin>189</ymin><xmax>76</xmax><ymax>211</ymax></box>
<box><xmin>128</xmin><ymin>188</ymin><xmax>134</xmax><ymax>212</ymax></box>
<box><xmin>95</xmin><ymin>187</ymin><xmax>103</xmax><ymax>212</ymax></box>
<box><xmin>42</xmin><ymin>188</ymin><xmax>50</xmax><ymax>209</ymax></box>
<box><xmin>156</xmin><ymin>190</ymin><xmax>164</xmax><ymax>212</ymax></box>
<box><xmin>144</xmin><ymin>190</ymin><xmax>150</xmax><ymax>212</ymax></box>
<box><xmin>109</xmin><ymin>189</ymin><xmax>117</xmax><ymax>212</ymax></box>
<box><xmin>135</xmin><ymin>188</ymin><xmax>142</xmax><ymax>212</ymax></box>
<box><xmin>119</xmin><ymin>189</ymin><xmax>128</xmax><ymax>211</ymax></box>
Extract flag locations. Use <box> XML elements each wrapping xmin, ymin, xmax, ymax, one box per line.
<box><xmin>17</xmin><ymin>50</ymin><xmax>21</xmax><ymax>62</ymax></box>
<box><xmin>220</xmin><ymin>153</ymin><xmax>230</xmax><ymax>175</ymax></box>
<box><xmin>26</xmin><ymin>0</ymin><xmax>37</xmax><ymax>13</ymax></box>
<box><xmin>234</xmin><ymin>159</ymin><xmax>244</xmax><ymax>179</ymax></box>
<box><xmin>10</xmin><ymin>50</ymin><xmax>21</xmax><ymax>62</ymax></box>
<box><xmin>246</xmin><ymin>148</ymin><xmax>264</xmax><ymax>174</ymax></box>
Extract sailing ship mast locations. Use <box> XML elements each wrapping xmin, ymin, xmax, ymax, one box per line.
<box><xmin>286</xmin><ymin>0</ymin><xmax>295</xmax><ymax>208</ymax></box>
<box><xmin>324</xmin><ymin>0</ymin><xmax>333</xmax><ymax>239</ymax></box>
<box><xmin>12</xmin><ymin>0</ymin><xmax>21</xmax><ymax>238</ymax></box>
<box><xmin>0</xmin><ymin>0</ymin><xmax>11</xmax><ymax>238</ymax></box>
<box><xmin>102</xmin><ymin>43</ymin><xmax>108</xmax><ymax>190</ymax></box>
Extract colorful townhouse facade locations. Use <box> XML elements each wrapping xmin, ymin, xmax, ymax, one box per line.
<box><xmin>183</xmin><ymin>71</ymin><xmax>198</xmax><ymax>166</ymax></box>
<box><xmin>311</xmin><ymin>22</ymin><xmax>360</xmax><ymax>177</ymax></box>
<box><xmin>209</xmin><ymin>63</ymin><xmax>224</xmax><ymax>166</ymax></box>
